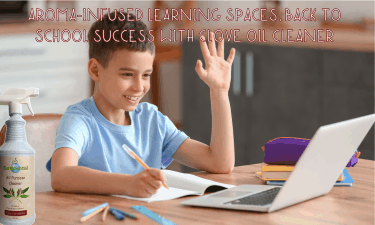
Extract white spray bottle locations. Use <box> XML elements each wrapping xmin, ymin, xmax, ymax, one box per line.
<box><xmin>0</xmin><ymin>88</ymin><xmax>39</xmax><ymax>225</ymax></box>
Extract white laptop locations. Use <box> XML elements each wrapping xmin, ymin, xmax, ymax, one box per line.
<box><xmin>180</xmin><ymin>114</ymin><xmax>375</xmax><ymax>213</ymax></box>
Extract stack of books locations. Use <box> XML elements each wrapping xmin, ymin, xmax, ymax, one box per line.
<box><xmin>256</xmin><ymin>164</ymin><xmax>354</xmax><ymax>187</ymax></box>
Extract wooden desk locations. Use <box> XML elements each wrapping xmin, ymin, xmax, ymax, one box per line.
<box><xmin>35</xmin><ymin>159</ymin><xmax>374</xmax><ymax>225</ymax></box>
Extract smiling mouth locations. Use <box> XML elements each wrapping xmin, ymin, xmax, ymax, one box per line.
<box><xmin>124</xmin><ymin>95</ymin><xmax>142</xmax><ymax>104</ymax></box>
<box><xmin>125</xmin><ymin>95</ymin><xmax>140</xmax><ymax>101</ymax></box>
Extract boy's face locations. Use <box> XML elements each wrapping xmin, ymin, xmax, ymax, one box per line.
<box><xmin>96</xmin><ymin>49</ymin><xmax>154</xmax><ymax>112</ymax></box>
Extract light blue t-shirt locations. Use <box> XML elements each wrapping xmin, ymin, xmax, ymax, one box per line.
<box><xmin>46</xmin><ymin>97</ymin><xmax>189</xmax><ymax>174</ymax></box>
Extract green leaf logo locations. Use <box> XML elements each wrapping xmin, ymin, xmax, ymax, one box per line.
<box><xmin>22</xmin><ymin>187</ymin><xmax>29</xmax><ymax>194</ymax></box>
<box><xmin>3</xmin><ymin>186</ymin><xmax>29</xmax><ymax>203</ymax></box>
<box><xmin>2</xmin><ymin>187</ymin><xmax>9</xmax><ymax>194</ymax></box>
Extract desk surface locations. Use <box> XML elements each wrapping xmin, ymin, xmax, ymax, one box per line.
<box><xmin>35</xmin><ymin>159</ymin><xmax>374</xmax><ymax>225</ymax></box>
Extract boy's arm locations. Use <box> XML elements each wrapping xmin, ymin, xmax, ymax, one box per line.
<box><xmin>51</xmin><ymin>147</ymin><xmax>166</xmax><ymax>197</ymax></box>
<box><xmin>51</xmin><ymin>147</ymin><xmax>130</xmax><ymax>195</ymax></box>
<box><xmin>173</xmin><ymin>32</ymin><xmax>236</xmax><ymax>174</ymax></box>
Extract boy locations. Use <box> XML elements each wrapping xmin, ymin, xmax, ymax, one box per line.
<box><xmin>46</xmin><ymin>12</ymin><xmax>235</xmax><ymax>198</ymax></box>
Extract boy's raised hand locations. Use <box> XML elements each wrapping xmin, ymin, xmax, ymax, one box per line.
<box><xmin>128</xmin><ymin>168</ymin><xmax>167</xmax><ymax>198</ymax></box>
<box><xmin>196</xmin><ymin>32</ymin><xmax>236</xmax><ymax>93</ymax></box>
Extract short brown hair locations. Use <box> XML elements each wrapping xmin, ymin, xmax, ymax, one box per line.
<box><xmin>88</xmin><ymin>12</ymin><xmax>155</xmax><ymax>68</ymax></box>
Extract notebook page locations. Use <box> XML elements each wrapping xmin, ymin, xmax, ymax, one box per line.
<box><xmin>113</xmin><ymin>186</ymin><xmax>199</xmax><ymax>202</ymax></box>
<box><xmin>162</xmin><ymin>170</ymin><xmax>235</xmax><ymax>194</ymax></box>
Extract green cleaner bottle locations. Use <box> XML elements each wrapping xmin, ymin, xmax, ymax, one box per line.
<box><xmin>0</xmin><ymin>88</ymin><xmax>39</xmax><ymax>225</ymax></box>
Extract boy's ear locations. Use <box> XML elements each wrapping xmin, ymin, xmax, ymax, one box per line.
<box><xmin>88</xmin><ymin>58</ymin><xmax>101</xmax><ymax>82</ymax></box>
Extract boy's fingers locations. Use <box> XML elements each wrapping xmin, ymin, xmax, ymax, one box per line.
<box><xmin>195</xmin><ymin>60</ymin><xmax>206</xmax><ymax>78</ymax></box>
<box><xmin>208</xmin><ymin>32</ymin><xmax>217</xmax><ymax>56</ymax></box>
<box><xmin>145</xmin><ymin>176</ymin><xmax>162</xmax><ymax>189</ymax></box>
<box><xmin>217</xmin><ymin>36</ymin><xmax>224</xmax><ymax>58</ymax></box>
<box><xmin>226</xmin><ymin>48</ymin><xmax>236</xmax><ymax>65</ymax></box>
<box><xmin>199</xmin><ymin>35</ymin><xmax>210</xmax><ymax>61</ymax></box>
<box><xmin>148</xmin><ymin>168</ymin><xmax>166</xmax><ymax>182</ymax></box>
<box><xmin>144</xmin><ymin>187</ymin><xmax>155</xmax><ymax>196</ymax></box>
<box><xmin>148</xmin><ymin>179</ymin><xmax>163</xmax><ymax>190</ymax></box>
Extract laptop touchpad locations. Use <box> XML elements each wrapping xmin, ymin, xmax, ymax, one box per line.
<box><xmin>210</xmin><ymin>191</ymin><xmax>252</xmax><ymax>198</ymax></box>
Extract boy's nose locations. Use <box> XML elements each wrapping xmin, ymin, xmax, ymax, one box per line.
<box><xmin>131</xmin><ymin>78</ymin><xmax>144</xmax><ymax>91</ymax></box>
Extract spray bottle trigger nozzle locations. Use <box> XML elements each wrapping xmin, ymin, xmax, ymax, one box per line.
<box><xmin>26</xmin><ymin>100</ymin><xmax>34</xmax><ymax>116</ymax></box>
<box><xmin>20</xmin><ymin>97</ymin><xmax>34</xmax><ymax>116</ymax></box>
<box><xmin>0</xmin><ymin>87</ymin><xmax>38</xmax><ymax>116</ymax></box>
<box><xmin>30</xmin><ymin>88</ymin><xmax>39</xmax><ymax>97</ymax></box>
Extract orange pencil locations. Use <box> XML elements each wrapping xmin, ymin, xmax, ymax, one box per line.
<box><xmin>122</xmin><ymin>144</ymin><xmax>169</xmax><ymax>189</ymax></box>
<box><xmin>80</xmin><ymin>206</ymin><xmax>105</xmax><ymax>223</ymax></box>
<box><xmin>102</xmin><ymin>205</ymin><xmax>110</xmax><ymax>221</ymax></box>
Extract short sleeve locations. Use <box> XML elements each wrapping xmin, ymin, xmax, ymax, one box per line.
<box><xmin>54</xmin><ymin>113</ymin><xmax>92</xmax><ymax>158</ymax></box>
<box><xmin>158</xmin><ymin>112</ymin><xmax>189</xmax><ymax>169</ymax></box>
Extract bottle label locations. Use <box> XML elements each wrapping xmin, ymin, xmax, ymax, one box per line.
<box><xmin>0</xmin><ymin>156</ymin><xmax>34</xmax><ymax>220</ymax></box>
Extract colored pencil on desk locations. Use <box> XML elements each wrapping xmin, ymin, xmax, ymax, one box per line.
<box><xmin>109</xmin><ymin>207</ymin><xmax>125</xmax><ymax>220</ymax></box>
<box><xmin>82</xmin><ymin>202</ymin><xmax>108</xmax><ymax>216</ymax></box>
<box><xmin>79</xmin><ymin>206</ymin><xmax>105</xmax><ymax>223</ymax></box>
<box><xmin>102</xmin><ymin>205</ymin><xmax>110</xmax><ymax>221</ymax></box>
<box><xmin>112</xmin><ymin>207</ymin><xmax>138</xmax><ymax>220</ymax></box>
<box><xmin>122</xmin><ymin>144</ymin><xmax>169</xmax><ymax>189</ymax></box>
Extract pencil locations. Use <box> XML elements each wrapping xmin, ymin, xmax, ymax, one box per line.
<box><xmin>80</xmin><ymin>206</ymin><xmax>105</xmax><ymax>223</ymax></box>
<box><xmin>102</xmin><ymin>205</ymin><xmax>110</xmax><ymax>221</ymax></box>
<box><xmin>122</xmin><ymin>144</ymin><xmax>169</xmax><ymax>189</ymax></box>
<box><xmin>112</xmin><ymin>207</ymin><xmax>138</xmax><ymax>220</ymax></box>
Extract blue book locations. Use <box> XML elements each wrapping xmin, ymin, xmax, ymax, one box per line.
<box><xmin>265</xmin><ymin>169</ymin><xmax>354</xmax><ymax>187</ymax></box>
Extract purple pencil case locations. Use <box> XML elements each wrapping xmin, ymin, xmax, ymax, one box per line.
<box><xmin>262</xmin><ymin>137</ymin><xmax>360</xmax><ymax>167</ymax></box>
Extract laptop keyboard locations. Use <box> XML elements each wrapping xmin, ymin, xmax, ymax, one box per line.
<box><xmin>224</xmin><ymin>187</ymin><xmax>281</xmax><ymax>206</ymax></box>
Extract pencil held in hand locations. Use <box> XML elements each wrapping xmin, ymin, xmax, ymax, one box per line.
<box><xmin>122</xmin><ymin>144</ymin><xmax>169</xmax><ymax>189</ymax></box>
<box><xmin>123</xmin><ymin>144</ymin><xmax>149</xmax><ymax>169</ymax></box>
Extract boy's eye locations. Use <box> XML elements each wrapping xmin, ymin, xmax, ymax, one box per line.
<box><xmin>122</xmin><ymin>73</ymin><xmax>132</xmax><ymax>77</ymax></box>
<box><xmin>144</xmin><ymin>74</ymin><xmax>152</xmax><ymax>77</ymax></box>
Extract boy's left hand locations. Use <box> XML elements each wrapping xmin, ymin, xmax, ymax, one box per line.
<box><xmin>195</xmin><ymin>32</ymin><xmax>236</xmax><ymax>93</ymax></box>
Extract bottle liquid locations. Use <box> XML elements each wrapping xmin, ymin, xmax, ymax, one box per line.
<box><xmin>0</xmin><ymin>88</ymin><xmax>39</xmax><ymax>225</ymax></box>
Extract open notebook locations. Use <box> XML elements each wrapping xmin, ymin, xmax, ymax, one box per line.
<box><xmin>112</xmin><ymin>169</ymin><xmax>236</xmax><ymax>202</ymax></box>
